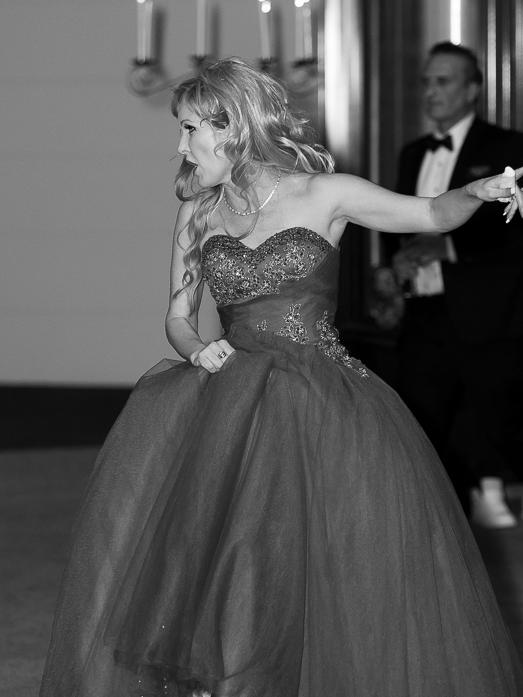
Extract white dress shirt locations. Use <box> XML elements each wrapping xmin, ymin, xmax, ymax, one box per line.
<box><xmin>411</xmin><ymin>112</ymin><xmax>475</xmax><ymax>296</ymax></box>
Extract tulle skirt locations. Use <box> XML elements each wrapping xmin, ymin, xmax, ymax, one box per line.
<box><xmin>40</xmin><ymin>327</ymin><xmax>522</xmax><ymax>697</ymax></box>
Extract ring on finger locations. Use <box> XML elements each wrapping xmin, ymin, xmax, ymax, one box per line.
<box><xmin>217</xmin><ymin>350</ymin><xmax>227</xmax><ymax>359</ymax></box>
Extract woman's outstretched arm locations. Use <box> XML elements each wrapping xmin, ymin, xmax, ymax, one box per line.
<box><xmin>316</xmin><ymin>166</ymin><xmax>523</xmax><ymax>242</ymax></box>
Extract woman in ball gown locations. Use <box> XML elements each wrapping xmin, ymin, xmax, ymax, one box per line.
<box><xmin>39</xmin><ymin>57</ymin><xmax>523</xmax><ymax>697</ymax></box>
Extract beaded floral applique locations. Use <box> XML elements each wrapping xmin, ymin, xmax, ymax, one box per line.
<box><xmin>274</xmin><ymin>304</ymin><xmax>310</xmax><ymax>344</ymax></box>
<box><xmin>315</xmin><ymin>312</ymin><xmax>369</xmax><ymax>378</ymax></box>
<box><xmin>257</xmin><ymin>306</ymin><xmax>369</xmax><ymax>377</ymax></box>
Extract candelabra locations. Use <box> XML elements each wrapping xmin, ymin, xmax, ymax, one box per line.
<box><xmin>127</xmin><ymin>55</ymin><xmax>214</xmax><ymax>98</ymax></box>
<box><xmin>288</xmin><ymin>56</ymin><xmax>319</xmax><ymax>95</ymax></box>
<box><xmin>127</xmin><ymin>59</ymin><xmax>169</xmax><ymax>97</ymax></box>
<box><xmin>128</xmin><ymin>0</ymin><xmax>318</xmax><ymax>98</ymax></box>
<box><xmin>128</xmin><ymin>0</ymin><xmax>214</xmax><ymax>97</ymax></box>
<box><xmin>258</xmin><ymin>57</ymin><xmax>278</xmax><ymax>74</ymax></box>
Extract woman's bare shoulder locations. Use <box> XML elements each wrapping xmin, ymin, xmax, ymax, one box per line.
<box><xmin>301</xmin><ymin>172</ymin><xmax>359</xmax><ymax>215</ymax></box>
<box><xmin>280</xmin><ymin>172</ymin><xmax>334</xmax><ymax>203</ymax></box>
<box><xmin>307</xmin><ymin>171</ymin><xmax>360</xmax><ymax>194</ymax></box>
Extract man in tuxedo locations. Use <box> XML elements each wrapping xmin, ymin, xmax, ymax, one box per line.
<box><xmin>392</xmin><ymin>42</ymin><xmax>523</xmax><ymax>526</ymax></box>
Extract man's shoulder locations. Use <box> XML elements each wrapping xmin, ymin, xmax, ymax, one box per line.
<box><xmin>402</xmin><ymin>117</ymin><xmax>523</xmax><ymax>145</ymax></box>
<box><xmin>400</xmin><ymin>117</ymin><xmax>523</xmax><ymax>161</ymax></box>
<box><xmin>467</xmin><ymin>118</ymin><xmax>523</xmax><ymax>145</ymax></box>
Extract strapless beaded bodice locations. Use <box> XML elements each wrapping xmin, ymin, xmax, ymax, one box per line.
<box><xmin>202</xmin><ymin>228</ymin><xmax>368</xmax><ymax>376</ymax></box>
<box><xmin>202</xmin><ymin>228</ymin><xmax>332</xmax><ymax>306</ymax></box>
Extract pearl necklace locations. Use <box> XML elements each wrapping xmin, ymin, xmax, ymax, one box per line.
<box><xmin>223</xmin><ymin>173</ymin><xmax>281</xmax><ymax>216</ymax></box>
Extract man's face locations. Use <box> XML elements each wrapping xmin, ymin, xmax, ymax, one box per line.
<box><xmin>422</xmin><ymin>53</ymin><xmax>479</xmax><ymax>132</ymax></box>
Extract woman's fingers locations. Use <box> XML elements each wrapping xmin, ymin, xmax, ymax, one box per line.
<box><xmin>216</xmin><ymin>339</ymin><xmax>235</xmax><ymax>358</ymax></box>
<box><xmin>501</xmin><ymin>182</ymin><xmax>523</xmax><ymax>223</ymax></box>
<box><xmin>504</xmin><ymin>198</ymin><xmax>518</xmax><ymax>223</ymax></box>
<box><xmin>499</xmin><ymin>166</ymin><xmax>523</xmax><ymax>221</ymax></box>
<box><xmin>515</xmin><ymin>185</ymin><xmax>523</xmax><ymax>217</ymax></box>
<box><xmin>194</xmin><ymin>340</ymin><xmax>236</xmax><ymax>373</ymax></box>
<box><xmin>493</xmin><ymin>166</ymin><xmax>518</xmax><ymax>202</ymax></box>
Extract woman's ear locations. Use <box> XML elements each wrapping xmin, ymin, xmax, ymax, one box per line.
<box><xmin>214</xmin><ymin>123</ymin><xmax>233</xmax><ymax>158</ymax></box>
<box><xmin>218</xmin><ymin>122</ymin><xmax>231</xmax><ymax>138</ymax></box>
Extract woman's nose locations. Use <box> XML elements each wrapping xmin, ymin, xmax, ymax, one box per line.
<box><xmin>177</xmin><ymin>133</ymin><xmax>189</xmax><ymax>155</ymax></box>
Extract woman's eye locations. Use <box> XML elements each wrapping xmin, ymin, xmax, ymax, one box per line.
<box><xmin>183</xmin><ymin>125</ymin><xmax>196</xmax><ymax>134</ymax></box>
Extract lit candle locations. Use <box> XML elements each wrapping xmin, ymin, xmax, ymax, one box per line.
<box><xmin>302</xmin><ymin>0</ymin><xmax>313</xmax><ymax>60</ymax></box>
<box><xmin>136</xmin><ymin>0</ymin><xmax>153</xmax><ymax>63</ymax></box>
<box><xmin>258</xmin><ymin>1</ymin><xmax>272</xmax><ymax>60</ymax></box>
<box><xmin>294</xmin><ymin>0</ymin><xmax>304</xmax><ymax>61</ymax></box>
<box><xmin>196</xmin><ymin>0</ymin><xmax>207</xmax><ymax>57</ymax></box>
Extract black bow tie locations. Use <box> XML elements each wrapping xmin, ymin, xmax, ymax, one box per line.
<box><xmin>426</xmin><ymin>134</ymin><xmax>453</xmax><ymax>152</ymax></box>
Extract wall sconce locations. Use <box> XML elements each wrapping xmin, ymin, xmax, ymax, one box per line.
<box><xmin>128</xmin><ymin>0</ymin><xmax>318</xmax><ymax>97</ymax></box>
<box><xmin>294</xmin><ymin>0</ymin><xmax>314</xmax><ymax>63</ymax></box>
<box><xmin>128</xmin><ymin>0</ymin><xmax>169</xmax><ymax>97</ymax></box>
<box><xmin>288</xmin><ymin>0</ymin><xmax>318</xmax><ymax>94</ymax></box>
<box><xmin>257</xmin><ymin>0</ymin><xmax>277</xmax><ymax>73</ymax></box>
<box><xmin>128</xmin><ymin>0</ymin><xmax>213</xmax><ymax>97</ymax></box>
<box><xmin>128</xmin><ymin>58</ymin><xmax>169</xmax><ymax>98</ymax></box>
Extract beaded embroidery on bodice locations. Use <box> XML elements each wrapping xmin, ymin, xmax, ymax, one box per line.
<box><xmin>202</xmin><ymin>227</ymin><xmax>332</xmax><ymax>306</ymax></box>
<box><xmin>201</xmin><ymin>227</ymin><xmax>368</xmax><ymax>377</ymax></box>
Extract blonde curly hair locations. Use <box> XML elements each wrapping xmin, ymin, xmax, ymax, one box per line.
<box><xmin>171</xmin><ymin>57</ymin><xmax>334</xmax><ymax>308</ymax></box>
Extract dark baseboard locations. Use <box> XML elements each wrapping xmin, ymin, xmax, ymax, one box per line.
<box><xmin>0</xmin><ymin>328</ymin><xmax>398</xmax><ymax>450</ymax></box>
<box><xmin>0</xmin><ymin>385</ymin><xmax>132</xmax><ymax>449</ymax></box>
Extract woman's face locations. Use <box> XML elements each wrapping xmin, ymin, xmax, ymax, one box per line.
<box><xmin>177</xmin><ymin>102</ymin><xmax>232</xmax><ymax>188</ymax></box>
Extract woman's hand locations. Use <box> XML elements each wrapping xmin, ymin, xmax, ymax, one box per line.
<box><xmin>190</xmin><ymin>339</ymin><xmax>236</xmax><ymax>373</ymax></box>
<box><xmin>516</xmin><ymin>184</ymin><xmax>523</xmax><ymax>218</ymax></box>
<box><xmin>466</xmin><ymin>165</ymin><xmax>523</xmax><ymax>205</ymax></box>
<box><xmin>502</xmin><ymin>169</ymin><xmax>523</xmax><ymax>224</ymax></box>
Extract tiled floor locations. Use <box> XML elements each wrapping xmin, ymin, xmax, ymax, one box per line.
<box><xmin>1</xmin><ymin>449</ymin><xmax>522</xmax><ymax>697</ymax></box>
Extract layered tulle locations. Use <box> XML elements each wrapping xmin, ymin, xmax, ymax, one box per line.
<box><xmin>40</xmin><ymin>326</ymin><xmax>522</xmax><ymax>697</ymax></box>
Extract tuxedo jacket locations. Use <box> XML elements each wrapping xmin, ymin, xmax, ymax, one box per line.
<box><xmin>394</xmin><ymin>117</ymin><xmax>523</xmax><ymax>343</ymax></box>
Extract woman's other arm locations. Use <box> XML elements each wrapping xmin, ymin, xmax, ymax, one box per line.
<box><xmin>165</xmin><ymin>202</ymin><xmax>206</xmax><ymax>361</ymax></box>
<box><xmin>165</xmin><ymin>202</ymin><xmax>233</xmax><ymax>373</ymax></box>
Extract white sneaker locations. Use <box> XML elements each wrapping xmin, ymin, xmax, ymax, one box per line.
<box><xmin>470</xmin><ymin>477</ymin><xmax>517</xmax><ymax>528</ymax></box>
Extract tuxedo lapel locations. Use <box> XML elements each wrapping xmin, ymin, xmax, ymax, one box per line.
<box><xmin>448</xmin><ymin>118</ymin><xmax>489</xmax><ymax>188</ymax></box>
<box><xmin>400</xmin><ymin>140</ymin><xmax>428</xmax><ymax>194</ymax></box>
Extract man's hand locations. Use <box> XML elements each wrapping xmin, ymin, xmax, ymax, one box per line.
<box><xmin>392</xmin><ymin>234</ymin><xmax>449</xmax><ymax>283</ymax></box>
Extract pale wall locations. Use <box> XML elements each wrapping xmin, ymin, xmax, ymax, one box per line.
<box><xmin>1</xmin><ymin>0</ymin><xmax>297</xmax><ymax>385</ymax></box>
